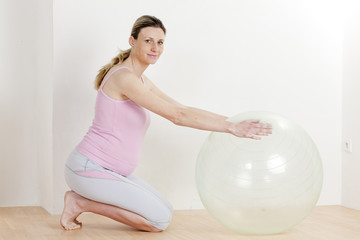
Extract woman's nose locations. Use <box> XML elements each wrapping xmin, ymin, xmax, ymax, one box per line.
<box><xmin>151</xmin><ymin>43</ymin><xmax>158</xmax><ymax>52</ymax></box>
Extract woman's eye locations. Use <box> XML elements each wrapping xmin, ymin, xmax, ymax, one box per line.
<box><xmin>145</xmin><ymin>39</ymin><xmax>151</xmax><ymax>43</ymax></box>
<box><xmin>158</xmin><ymin>41</ymin><xmax>164</xmax><ymax>45</ymax></box>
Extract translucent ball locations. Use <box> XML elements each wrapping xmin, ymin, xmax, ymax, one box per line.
<box><xmin>195</xmin><ymin>111</ymin><xmax>323</xmax><ymax>235</ymax></box>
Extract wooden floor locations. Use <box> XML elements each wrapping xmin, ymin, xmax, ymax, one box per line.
<box><xmin>0</xmin><ymin>206</ymin><xmax>359</xmax><ymax>240</ymax></box>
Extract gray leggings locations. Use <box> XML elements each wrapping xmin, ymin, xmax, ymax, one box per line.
<box><xmin>64</xmin><ymin>150</ymin><xmax>173</xmax><ymax>230</ymax></box>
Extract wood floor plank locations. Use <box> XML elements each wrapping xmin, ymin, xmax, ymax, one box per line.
<box><xmin>0</xmin><ymin>206</ymin><xmax>359</xmax><ymax>240</ymax></box>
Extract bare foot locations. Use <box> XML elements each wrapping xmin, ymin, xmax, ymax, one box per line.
<box><xmin>60</xmin><ymin>191</ymin><xmax>84</xmax><ymax>230</ymax></box>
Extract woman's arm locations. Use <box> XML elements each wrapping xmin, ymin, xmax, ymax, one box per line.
<box><xmin>143</xmin><ymin>75</ymin><xmax>183</xmax><ymax>107</ymax></box>
<box><xmin>143</xmin><ymin>75</ymin><xmax>231</xmax><ymax>126</ymax></box>
<box><xmin>114</xmin><ymin>72</ymin><xmax>271</xmax><ymax>139</ymax></box>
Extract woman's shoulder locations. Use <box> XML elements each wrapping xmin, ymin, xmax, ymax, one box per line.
<box><xmin>107</xmin><ymin>66</ymin><xmax>142</xmax><ymax>89</ymax></box>
<box><xmin>108</xmin><ymin>65</ymin><xmax>132</xmax><ymax>76</ymax></box>
<box><xmin>107</xmin><ymin>65</ymin><xmax>135</xmax><ymax>82</ymax></box>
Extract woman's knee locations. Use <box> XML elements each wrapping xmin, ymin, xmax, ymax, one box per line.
<box><xmin>147</xmin><ymin>220</ymin><xmax>170</xmax><ymax>232</ymax></box>
<box><xmin>147</xmin><ymin>225</ymin><xmax>163</xmax><ymax>233</ymax></box>
<box><xmin>147</xmin><ymin>207</ymin><xmax>173</xmax><ymax>231</ymax></box>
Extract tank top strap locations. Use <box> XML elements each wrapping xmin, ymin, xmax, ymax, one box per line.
<box><xmin>140</xmin><ymin>75</ymin><xmax>146</xmax><ymax>85</ymax></box>
<box><xmin>99</xmin><ymin>66</ymin><xmax>130</xmax><ymax>89</ymax></box>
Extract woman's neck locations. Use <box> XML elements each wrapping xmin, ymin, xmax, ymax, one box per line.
<box><xmin>123</xmin><ymin>56</ymin><xmax>149</xmax><ymax>77</ymax></box>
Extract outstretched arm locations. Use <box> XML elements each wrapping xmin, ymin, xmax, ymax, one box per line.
<box><xmin>114</xmin><ymin>72</ymin><xmax>271</xmax><ymax>139</ymax></box>
<box><xmin>143</xmin><ymin>75</ymin><xmax>231</xmax><ymax>128</ymax></box>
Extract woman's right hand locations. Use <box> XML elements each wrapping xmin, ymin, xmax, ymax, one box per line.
<box><xmin>228</xmin><ymin>120</ymin><xmax>272</xmax><ymax>140</ymax></box>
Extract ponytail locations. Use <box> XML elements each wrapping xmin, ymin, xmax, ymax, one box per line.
<box><xmin>94</xmin><ymin>48</ymin><xmax>131</xmax><ymax>90</ymax></box>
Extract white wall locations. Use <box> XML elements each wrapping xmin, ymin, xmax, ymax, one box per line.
<box><xmin>52</xmin><ymin>0</ymin><xmax>342</xmax><ymax>213</ymax></box>
<box><xmin>342</xmin><ymin>0</ymin><xmax>360</xmax><ymax>210</ymax></box>
<box><xmin>0</xmin><ymin>0</ymin><xmax>39</xmax><ymax>206</ymax></box>
<box><xmin>2</xmin><ymin>0</ymin><xmax>355</xmax><ymax>214</ymax></box>
<box><xmin>36</xmin><ymin>0</ymin><xmax>54</xmax><ymax>213</ymax></box>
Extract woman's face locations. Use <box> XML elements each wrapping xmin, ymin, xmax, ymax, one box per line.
<box><xmin>130</xmin><ymin>27</ymin><xmax>165</xmax><ymax>65</ymax></box>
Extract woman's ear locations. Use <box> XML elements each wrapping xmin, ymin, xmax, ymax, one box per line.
<box><xmin>129</xmin><ymin>36</ymin><xmax>135</xmax><ymax>47</ymax></box>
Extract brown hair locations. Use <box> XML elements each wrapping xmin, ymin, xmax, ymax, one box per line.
<box><xmin>94</xmin><ymin>15</ymin><xmax>166</xmax><ymax>90</ymax></box>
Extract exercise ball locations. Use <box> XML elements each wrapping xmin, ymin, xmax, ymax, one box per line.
<box><xmin>195</xmin><ymin>111</ymin><xmax>322</xmax><ymax>235</ymax></box>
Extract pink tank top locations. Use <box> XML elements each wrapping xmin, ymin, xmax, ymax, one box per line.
<box><xmin>76</xmin><ymin>67</ymin><xmax>151</xmax><ymax>176</ymax></box>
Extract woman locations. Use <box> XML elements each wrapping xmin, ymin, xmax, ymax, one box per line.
<box><xmin>60</xmin><ymin>15</ymin><xmax>271</xmax><ymax>232</ymax></box>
